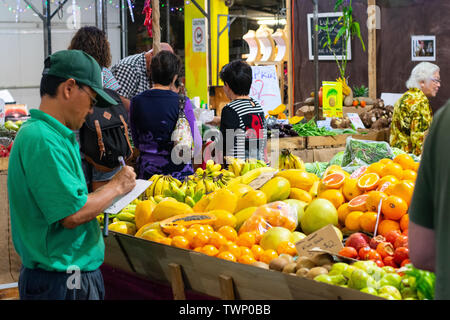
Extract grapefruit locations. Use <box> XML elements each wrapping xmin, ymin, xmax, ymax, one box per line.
<box><xmin>348</xmin><ymin>194</ymin><xmax>369</xmax><ymax>212</ymax></box>
<box><xmin>300</xmin><ymin>198</ymin><xmax>338</xmax><ymax>235</ymax></box>
<box><xmin>321</xmin><ymin>172</ymin><xmax>346</xmax><ymax>189</ymax></box>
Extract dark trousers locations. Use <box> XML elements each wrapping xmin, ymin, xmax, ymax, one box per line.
<box><xmin>18</xmin><ymin>266</ymin><xmax>105</xmax><ymax>300</ymax></box>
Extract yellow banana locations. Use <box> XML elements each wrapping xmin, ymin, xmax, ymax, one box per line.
<box><xmin>204</xmin><ymin>178</ymin><xmax>216</xmax><ymax>194</ymax></box>
<box><xmin>240</xmin><ymin>167</ymin><xmax>277</xmax><ymax>185</ymax></box>
<box><xmin>153</xmin><ymin>176</ymin><xmax>166</xmax><ymax>196</ymax></box>
<box><xmin>184</xmin><ymin>196</ymin><xmax>196</xmax><ymax>207</ymax></box>
<box><xmin>147</xmin><ymin>175</ymin><xmax>162</xmax><ymax>197</ymax></box>
<box><xmin>212</xmin><ymin>164</ymin><xmax>222</xmax><ymax>172</ymax></box>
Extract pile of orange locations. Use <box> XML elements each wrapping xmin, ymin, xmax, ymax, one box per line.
<box><xmin>156</xmin><ymin>222</ymin><xmax>299</xmax><ymax>266</ymax></box>
<box><xmin>319</xmin><ymin>154</ymin><xmax>417</xmax><ymax>237</ymax></box>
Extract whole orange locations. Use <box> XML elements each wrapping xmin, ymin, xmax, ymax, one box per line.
<box><xmin>401</xmin><ymin>170</ymin><xmax>417</xmax><ymax>182</ymax></box>
<box><xmin>201</xmin><ymin>244</ymin><xmax>219</xmax><ymax>256</ymax></box>
<box><xmin>337</xmin><ymin>203</ymin><xmax>352</xmax><ymax>225</ymax></box>
<box><xmin>382</xmin><ymin>196</ymin><xmax>408</xmax><ymax>220</ymax></box>
<box><xmin>393</xmin><ymin>154</ymin><xmax>415</xmax><ymax>170</ymax></box>
<box><xmin>365</xmin><ymin>190</ymin><xmax>388</xmax><ymax>212</ymax></box>
<box><xmin>318</xmin><ymin>189</ymin><xmax>345</xmax><ymax>209</ymax></box>
<box><xmin>400</xmin><ymin>214</ymin><xmax>409</xmax><ymax>231</ymax></box>
<box><xmin>217</xmin><ymin>251</ymin><xmax>237</xmax><ymax>262</ymax></box>
<box><xmin>171</xmin><ymin>236</ymin><xmax>190</xmax><ymax>249</ymax></box>
<box><xmin>251</xmin><ymin>244</ymin><xmax>265</xmax><ymax>260</ymax></box>
<box><xmin>260</xmin><ymin>249</ymin><xmax>279</xmax><ymax>264</ymax></box>
<box><xmin>345</xmin><ymin>211</ymin><xmax>364</xmax><ymax>231</ymax></box>
<box><xmin>218</xmin><ymin>225</ymin><xmax>238</xmax><ymax>242</ymax></box>
<box><xmin>377</xmin><ymin>219</ymin><xmax>400</xmax><ymax>237</ymax></box>
<box><xmin>238</xmin><ymin>255</ymin><xmax>256</xmax><ymax>265</ymax></box>
<box><xmin>360</xmin><ymin>211</ymin><xmax>378</xmax><ymax>233</ymax></box>
<box><xmin>276</xmin><ymin>241</ymin><xmax>297</xmax><ymax>256</ymax></box>
<box><xmin>381</xmin><ymin>163</ymin><xmax>403</xmax><ymax>179</ymax></box>
<box><xmin>236</xmin><ymin>232</ymin><xmax>257</xmax><ymax>248</ymax></box>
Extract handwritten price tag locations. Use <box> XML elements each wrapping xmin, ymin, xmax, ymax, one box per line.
<box><xmin>295</xmin><ymin>224</ymin><xmax>344</xmax><ymax>258</ymax></box>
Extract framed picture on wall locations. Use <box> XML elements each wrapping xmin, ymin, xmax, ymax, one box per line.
<box><xmin>307</xmin><ymin>12</ymin><xmax>351</xmax><ymax>61</ymax></box>
<box><xmin>411</xmin><ymin>35</ymin><xmax>436</xmax><ymax>61</ymax></box>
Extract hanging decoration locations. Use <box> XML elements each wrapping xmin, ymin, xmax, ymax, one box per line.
<box><xmin>143</xmin><ymin>0</ymin><xmax>153</xmax><ymax>38</ymax></box>
<box><xmin>126</xmin><ymin>0</ymin><xmax>135</xmax><ymax>22</ymax></box>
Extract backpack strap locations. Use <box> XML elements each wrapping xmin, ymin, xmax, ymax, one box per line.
<box><xmin>119</xmin><ymin>114</ymin><xmax>134</xmax><ymax>161</ymax></box>
<box><xmin>94</xmin><ymin>120</ymin><xmax>105</xmax><ymax>159</ymax></box>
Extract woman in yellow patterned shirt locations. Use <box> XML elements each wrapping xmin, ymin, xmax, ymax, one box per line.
<box><xmin>390</xmin><ymin>62</ymin><xmax>440</xmax><ymax>156</ymax></box>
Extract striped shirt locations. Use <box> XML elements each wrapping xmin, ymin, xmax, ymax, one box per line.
<box><xmin>110</xmin><ymin>53</ymin><xmax>150</xmax><ymax>99</ymax></box>
<box><xmin>220</xmin><ymin>98</ymin><xmax>267</xmax><ymax>161</ymax></box>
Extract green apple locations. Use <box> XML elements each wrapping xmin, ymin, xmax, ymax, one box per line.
<box><xmin>382</xmin><ymin>266</ymin><xmax>396</xmax><ymax>274</ymax></box>
<box><xmin>378</xmin><ymin>293</ymin><xmax>396</xmax><ymax>300</ymax></box>
<box><xmin>379</xmin><ymin>273</ymin><xmax>402</xmax><ymax>290</ymax></box>
<box><xmin>329</xmin><ymin>262</ymin><xmax>349</xmax><ymax>276</ymax></box>
<box><xmin>400</xmin><ymin>287</ymin><xmax>418</xmax><ymax>300</ymax></box>
<box><xmin>342</xmin><ymin>265</ymin><xmax>357</xmax><ymax>279</ymax></box>
<box><xmin>360</xmin><ymin>287</ymin><xmax>378</xmax><ymax>296</ymax></box>
<box><xmin>348</xmin><ymin>269</ymin><xmax>376</xmax><ymax>290</ymax></box>
<box><xmin>352</xmin><ymin>260</ymin><xmax>377</xmax><ymax>272</ymax></box>
<box><xmin>329</xmin><ymin>274</ymin><xmax>347</xmax><ymax>286</ymax></box>
<box><xmin>314</xmin><ymin>274</ymin><xmax>334</xmax><ymax>284</ymax></box>
<box><xmin>379</xmin><ymin>285</ymin><xmax>402</xmax><ymax>300</ymax></box>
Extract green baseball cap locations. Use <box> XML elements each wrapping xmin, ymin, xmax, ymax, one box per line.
<box><xmin>42</xmin><ymin>49</ymin><xmax>118</xmax><ymax>107</ymax></box>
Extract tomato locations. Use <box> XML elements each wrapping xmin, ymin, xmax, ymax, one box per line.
<box><xmin>338</xmin><ymin>246</ymin><xmax>358</xmax><ymax>259</ymax></box>
<box><xmin>374</xmin><ymin>259</ymin><xmax>385</xmax><ymax>268</ymax></box>
<box><xmin>394</xmin><ymin>247</ymin><xmax>409</xmax><ymax>265</ymax></box>
<box><xmin>367</xmin><ymin>249</ymin><xmax>381</xmax><ymax>261</ymax></box>
<box><xmin>376</xmin><ymin>242</ymin><xmax>395</xmax><ymax>259</ymax></box>
<box><xmin>383</xmin><ymin>256</ymin><xmax>398</xmax><ymax>268</ymax></box>
<box><xmin>400</xmin><ymin>259</ymin><xmax>411</xmax><ymax>267</ymax></box>
<box><xmin>394</xmin><ymin>235</ymin><xmax>409</xmax><ymax>249</ymax></box>
<box><xmin>352</xmin><ymin>100</ymin><xmax>359</xmax><ymax>107</ymax></box>
<box><xmin>360</xmin><ymin>100</ymin><xmax>367</xmax><ymax>108</ymax></box>
<box><xmin>385</xmin><ymin>230</ymin><xmax>402</xmax><ymax>245</ymax></box>
<box><xmin>358</xmin><ymin>246</ymin><xmax>372</xmax><ymax>260</ymax></box>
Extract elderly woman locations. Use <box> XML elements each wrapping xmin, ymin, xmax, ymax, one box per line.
<box><xmin>390</xmin><ymin>62</ymin><xmax>440</xmax><ymax>156</ymax></box>
<box><xmin>129</xmin><ymin>51</ymin><xmax>201</xmax><ymax>180</ymax></box>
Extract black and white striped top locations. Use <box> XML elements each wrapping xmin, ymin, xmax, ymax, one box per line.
<box><xmin>219</xmin><ymin>98</ymin><xmax>267</xmax><ymax>161</ymax></box>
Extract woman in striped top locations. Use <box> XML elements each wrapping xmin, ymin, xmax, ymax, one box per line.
<box><xmin>219</xmin><ymin>60</ymin><xmax>267</xmax><ymax>162</ymax></box>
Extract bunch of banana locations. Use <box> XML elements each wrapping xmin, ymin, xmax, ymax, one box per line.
<box><xmin>336</xmin><ymin>77</ymin><xmax>351</xmax><ymax>96</ymax></box>
<box><xmin>226</xmin><ymin>157</ymin><xmax>267</xmax><ymax>176</ymax></box>
<box><xmin>278</xmin><ymin>149</ymin><xmax>305</xmax><ymax>170</ymax></box>
<box><xmin>97</xmin><ymin>203</ymin><xmax>138</xmax><ymax>227</ymax></box>
<box><xmin>146</xmin><ymin>174</ymin><xmax>181</xmax><ymax>198</ymax></box>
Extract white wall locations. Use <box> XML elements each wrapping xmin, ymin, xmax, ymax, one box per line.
<box><xmin>0</xmin><ymin>0</ymin><xmax>122</xmax><ymax>109</ymax></box>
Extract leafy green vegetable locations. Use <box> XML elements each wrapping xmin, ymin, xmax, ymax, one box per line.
<box><xmin>292</xmin><ymin>119</ymin><xmax>337</xmax><ymax>137</ymax></box>
<box><xmin>305</xmin><ymin>161</ymin><xmax>330</xmax><ymax>178</ymax></box>
<box><xmin>329</xmin><ymin>151</ymin><xmax>345</xmax><ymax>166</ymax></box>
<box><xmin>341</xmin><ymin>137</ymin><xmax>394</xmax><ymax>167</ymax></box>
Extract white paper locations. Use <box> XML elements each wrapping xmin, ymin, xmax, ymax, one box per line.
<box><xmin>316</xmin><ymin>118</ymin><xmax>332</xmax><ymax>130</ymax></box>
<box><xmin>250</xmin><ymin>65</ymin><xmax>282</xmax><ymax>115</ymax></box>
<box><xmin>380</xmin><ymin>93</ymin><xmax>403</xmax><ymax>106</ymax></box>
<box><xmin>346</xmin><ymin>113</ymin><xmax>366</xmax><ymax>129</ymax></box>
<box><xmin>104</xmin><ymin>179</ymin><xmax>151</xmax><ymax>214</ymax></box>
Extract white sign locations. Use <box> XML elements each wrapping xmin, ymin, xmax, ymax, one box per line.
<box><xmin>316</xmin><ymin>118</ymin><xmax>332</xmax><ymax>130</ymax></box>
<box><xmin>346</xmin><ymin>113</ymin><xmax>366</xmax><ymax>129</ymax></box>
<box><xmin>249</xmin><ymin>65</ymin><xmax>282</xmax><ymax>115</ymax></box>
<box><xmin>192</xmin><ymin>19</ymin><xmax>206</xmax><ymax>52</ymax></box>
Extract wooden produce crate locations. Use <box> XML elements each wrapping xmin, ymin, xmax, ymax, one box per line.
<box><xmin>104</xmin><ymin>232</ymin><xmax>381</xmax><ymax>300</ymax></box>
<box><xmin>0</xmin><ymin>157</ymin><xmax>8</xmax><ymax>171</ymax></box>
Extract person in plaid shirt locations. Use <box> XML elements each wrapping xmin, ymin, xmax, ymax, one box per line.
<box><xmin>111</xmin><ymin>43</ymin><xmax>174</xmax><ymax>110</ymax></box>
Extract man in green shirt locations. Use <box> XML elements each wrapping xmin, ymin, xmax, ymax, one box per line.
<box><xmin>409</xmin><ymin>99</ymin><xmax>450</xmax><ymax>300</ymax></box>
<box><xmin>7</xmin><ymin>50</ymin><xmax>136</xmax><ymax>300</ymax></box>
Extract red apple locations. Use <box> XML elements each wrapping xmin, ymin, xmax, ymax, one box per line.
<box><xmin>345</xmin><ymin>233</ymin><xmax>371</xmax><ymax>252</ymax></box>
<box><xmin>394</xmin><ymin>235</ymin><xmax>409</xmax><ymax>249</ymax></box>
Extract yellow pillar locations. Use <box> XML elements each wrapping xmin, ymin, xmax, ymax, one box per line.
<box><xmin>184</xmin><ymin>0</ymin><xmax>229</xmax><ymax>105</ymax></box>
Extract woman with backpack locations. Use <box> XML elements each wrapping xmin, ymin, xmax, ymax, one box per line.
<box><xmin>129</xmin><ymin>51</ymin><xmax>201</xmax><ymax>180</ymax></box>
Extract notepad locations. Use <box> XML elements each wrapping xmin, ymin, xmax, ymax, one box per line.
<box><xmin>104</xmin><ymin>179</ymin><xmax>152</xmax><ymax>214</ymax></box>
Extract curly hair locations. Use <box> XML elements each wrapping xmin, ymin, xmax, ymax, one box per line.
<box><xmin>68</xmin><ymin>26</ymin><xmax>112</xmax><ymax>68</ymax></box>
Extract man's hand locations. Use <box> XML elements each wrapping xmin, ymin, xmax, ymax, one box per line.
<box><xmin>110</xmin><ymin>165</ymin><xmax>136</xmax><ymax>195</ymax></box>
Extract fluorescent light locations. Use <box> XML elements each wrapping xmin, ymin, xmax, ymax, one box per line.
<box><xmin>257</xmin><ymin>18</ymin><xmax>286</xmax><ymax>25</ymax></box>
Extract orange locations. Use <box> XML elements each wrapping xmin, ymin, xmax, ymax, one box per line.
<box><xmin>379</xmin><ymin>175</ymin><xmax>400</xmax><ymax>186</ymax></box>
<box><xmin>349</xmin><ymin>166</ymin><xmax>368</xmax><ymax>179</ymax></box>
<box><xmin>156</xmin><ymin>237</ymin><xmax>173</xmax><ymax>246</ymax></box>
<box><xmin>201</xmin><ymin>244</ymin><xmax>219</xmax><ymax>256</ymax></box>
<box><xmin>390</xmin><ymin>180</ymin><xmax>414</xmax><ymax>206</ymax></box>
<box><xmin>379</xmin><ymin>158</ymin><xmax>394</xmax><ymax>165</ymax></box>
<box><xmin>360</xmin><ymin>211</ymin><xmax>378</xmax><ymax>233</ymax></box>
<box><xmin>380</xmin><ymin>163</ymin><xmax>403</xmax><ymax>179</ymax></box>
<box><xmin>203</xmin><ymin>224</ymin><xmax>215</xmax><ymax>236</ymax></box>
<box><xmin>365</xmin><ymin>190</ymin><xmax>388</xmax><ymax>212</ymax></box>
<box><xmin>171</xmin><ymin>236</ymin><xmax>190</xmax><ymax>249</ymax></box>
<box><xmin>236</xmin><ymin>232</ymin><xmax>257</xmax><ymax>248</ymax></box>
<box><xmin>342</xmin><ymin>178</ymin><xmax>364</xmax><ymax>201</ymax></box>
<box><xmin>367</xmin><ymin>162</ymin><xmax>386</xmax><ymax>176</ymax></box>
<box><xmin>276</xmin><ymin>241</ymin><xmax>297</xmax><ymax>256</ymax></box>
<box><xmin>393</xmin><ymin>154</ymin><xmax>415</xmax><ymax>170</ymax></box>
<box><xmin>217</xmin><ymin>251</ymin><xmax>237</xmax><ymax>262</ymax></box>
<box><xmin>260</xmin><ymin>249</ymin><xmax>279</xmax><ymax>264</ymax></box>
<box><xmin>318</xmin><ymin>189</ymin><xmax>345</xmax><ymax>209</ymax></box>
<box><xmin>251</xmin><ymin>244</ymin><xmax>265</xmax><ymax>260</ymax></box>
<box><xmin>348</xmin><ymin>194</ymin><xmax>369</xmax><ymax>211</ymax></box>
<box><xmin>191</xmin><ymin>232</ymin><xmax>210</xmax><ymax>248</ymax></box>
<box><xmin>383</xmin><ymin>182</ymin><xmax>398</xmax><ymax>196</ymax></box>
<box><xmin>321</xmin><ymin>172</ymin><xmax>346</xmax><ymax>189</ymax></box>
<box><xmin>411</xmin><ymin>162</ymin><xmax>420</xmax><ymax>172</ymax></box>
<box><xmin>209</xmin><ymin>231</ymin><xmax>228</xmax><ymax>249</ymax></box>
<box><xmin>382</xmin><ymin>196</ymin><xmax>408</xmax><ymax>220</ymax></box>
<box><xmin>219</xmin><ymin>242</ymin><xmax>241</xmax><ymax>258</ymax></box>
<box><xmin>345</xmin><ymin>211</ymin><xmax>364</xmax><ymax>231</ymax></box>
<box><xmin>218</xmin><ymin>226</ymin><xmax>238</xmax><ymax>242</ymax></box>
<box><xmin>238</xmin><ymin>255</ymin><xmax>256</xmax><ymax>265</ymax></box>
<box><xmin>377</xmin><ymin>219</ymin><xmax>400</xmax><ymax>237</ymax></box>
<box><xmin>357</xmin><ymin>172</ymin><xmax>380</xmax><ymax>191</ymax></box>
<box><xmin>167</xmin><ymin>225</ymin><xmax>187</xmax><ymax>238</ymax></box>
<box><xmin>239</xmin><ymin>246</ymin><xmax>254</xmax><ymax>258</ymax></box>
<box><xmin>193</xmin><ymin>247</ymin><xmax>203</xmax><ymax>253</ymax></box>
<box><xmin>400</xmin><ymin>214</ymin><xmax>409</xmax><ymax>231</ymax></box>
<box><xmin>337</xmin><ymin>203</ymin><xmax>352</xmax><ymax>225</ymax></box>
<box><xmin>190</xmin><ymin>224</ymin><xmax>207</xmax><ymax>233</ymax></box>
<box><xmin>184</xmin><ymin>228</ymin><xmax>199</xmax><ymax>243</ymax></box>
<box><xmin>401</xmin><ymin>169</ymin><xmax>417</xmax><ymax>182</ymax></box>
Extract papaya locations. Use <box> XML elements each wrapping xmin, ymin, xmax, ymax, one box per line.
<box><xmin>235</xmin><ymin>190</ymin><xmax>267</xmax><ymax>213</ymax></box>
<box><xmin>108</xmin><ymin>221</ymin><xmax>137</xmax><ymax>235</ymax></box>
<box><xmin>135</xmin><ymin>200</ymin><xmax>157</xmax><ymax>229</ymax></box>
<box><xmin>135</xmin><ymin>222</ymin><xmax>163</xmax><ymax>238</ymax></box>
<box><xmin>259</xmin><ymin>177</ymin><xmax>291</xmax><ymax>202</ymax></box>
<box><xmin>150</xmin><ymin>200</ymin><xmax>193</xmax><ymax>222</ymax></box>
<box><xmin>160</xmin><ymin>213</ymin><xmax>217</xmax><ymax>233</ymax></box>
<box><xmin>276</xmin><ymin>170</ymin><xmax>318</xmax><ymax>191</ymax></box>
<box><xmin>205</xmin><ymin>189</ymin><xmax>238</xmax><ymax>213</ymax></box>
<box><xmin>234</xmin><ymin>206</ymin><xmax>258</xmax><ymax>231</ymax></box>
<box><xmin>193</xmin><ymin>193</ymin><xmax>212</xmax><ymax>212</ymax></box>
<box><xmin>208</xmin><ymin>210</ymin><xmax>237</xmax><ymax>230</ymax></box>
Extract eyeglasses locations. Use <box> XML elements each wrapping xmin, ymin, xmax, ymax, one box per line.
<box><xmin>79</xmin><ymin>85</ymin><xmax>98</xmax><ymax>107</ymax></box>
<box><xmin>430</xmin><ymin>77</ymin><xmax>441</xmax><ymax>84</ymax></box>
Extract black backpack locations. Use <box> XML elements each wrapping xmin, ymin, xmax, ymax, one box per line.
<box><xmin>79</xmin><ymin>88</ymin><xmax>133</xmax><ymax>172</ymax></box>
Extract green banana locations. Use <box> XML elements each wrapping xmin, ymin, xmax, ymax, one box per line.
<box><xmin>241</xmin><ymin>162</ymin><xmax>251</xmax><ymax>175</ymax></box>
<box><xmin>170</xmin><ymin>181</ymin><xmax>186</xmax><ymax>202</ymax></box>
<box><xmin>193</xmin><ymin>189</ymin><xmax>205</xmax><ymax>203</ymax></box>
<box><xmin>184</xmin><ymin>196</ymin><xmax>196</xmax><ymax>207</ymax></box>
<box><xmin>116</xmin><ymin>212</ymin><xmax>136</xmax><ymax>223</ymax></box>
<box><xmin>186</xmin><ymin>185</ymin><xmax>195</xmax><ymax>198</ymax></box>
